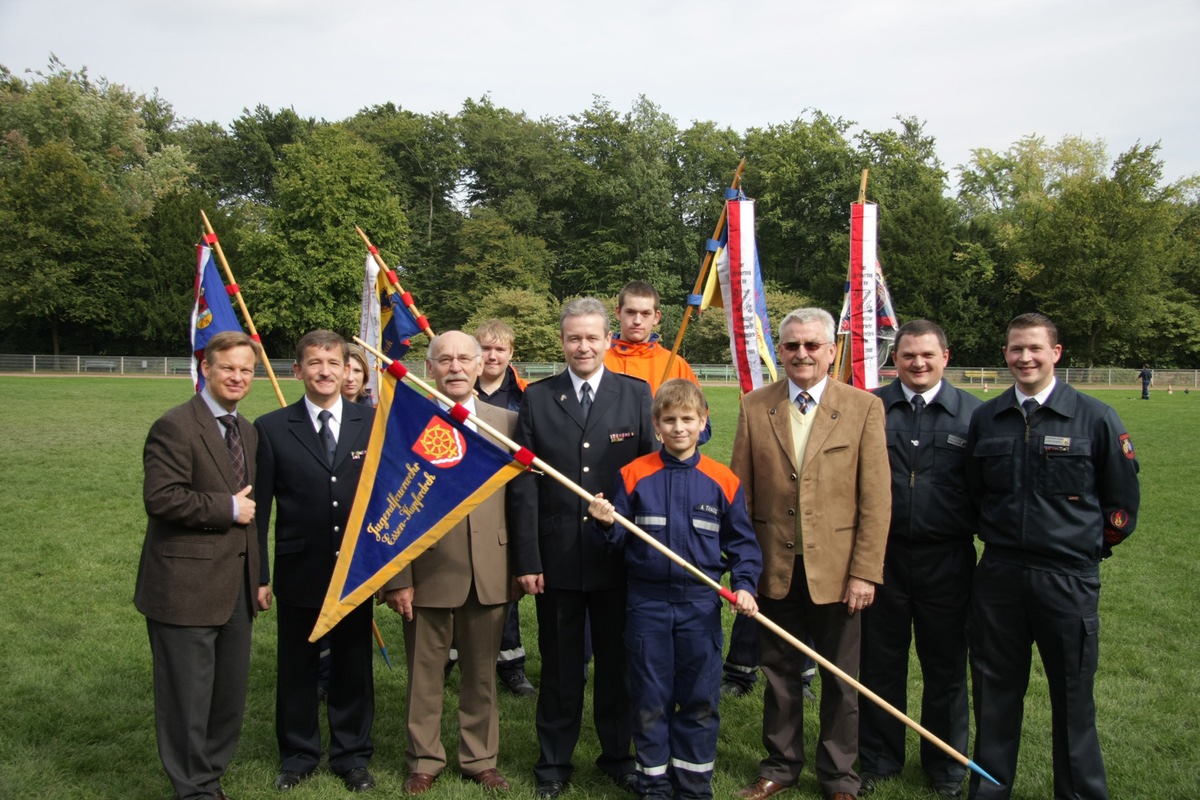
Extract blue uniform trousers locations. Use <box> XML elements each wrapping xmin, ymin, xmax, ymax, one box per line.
<box><xmin>627</xmin><ymin>590</ymin><xmax>722</xmax><ymax>800</ymax></box>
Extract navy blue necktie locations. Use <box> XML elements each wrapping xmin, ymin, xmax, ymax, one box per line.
<box><xmin>318</xmin><ymin>409</ymin><xmax>336</xmax><ymax>466</ymax></box>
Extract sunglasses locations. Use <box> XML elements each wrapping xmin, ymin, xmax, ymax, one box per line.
<box><xmin>781</xmin><ymin>341</ymin><xmax>829</xmax><ymax>353</ymax></box>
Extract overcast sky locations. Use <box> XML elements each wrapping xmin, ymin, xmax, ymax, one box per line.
<box><xmin>2</xmin><ymin>0</ymin><xmax>1197</xmax><ymax>187</ymax></box>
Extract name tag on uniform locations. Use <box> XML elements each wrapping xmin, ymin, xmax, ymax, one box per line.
<box><xmin>946</xmin><ymin>434</ymin><xmax>967</xmax><ymax>448</ymax></box>
<box><xmin>1044</xmin><ymin>435</ymin><xmax>1072</xmax><ymax>453</ymax></box>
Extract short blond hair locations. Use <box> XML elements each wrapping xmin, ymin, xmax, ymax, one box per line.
<box><xmin>652</xmin><ymin>379</ymin><xmax>708</xmax><ymax>420</ymax></box>
<box><xmin>475</xmin><ymin>319</ymin><xmax>515</xmax><ymax>349</ymax></box>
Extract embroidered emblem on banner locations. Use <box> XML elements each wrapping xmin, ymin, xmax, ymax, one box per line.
<box><xmin>413</xmin><ymin>416</ymin><xmax>466</xmax><ymax>467</ymax></box>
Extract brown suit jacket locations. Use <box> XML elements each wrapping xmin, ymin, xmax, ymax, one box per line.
<box><xmin>135</xmin><ymin>392</ymin><xmax>259</xmax><ymax>626</ymax></box>
<box><xmin>383</xmin><ymin>402</ymin><xmax>516</xmax><ymax>607</ymax></box>
<box><xmin>731</xmin><ymin>378</ymin><xmax>890</xmax><ymax>604</ymax></box>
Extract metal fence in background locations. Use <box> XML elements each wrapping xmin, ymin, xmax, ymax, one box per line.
<box><xmin>2</xmin><ymin>354</ymin><xmax>1197</xmax><ymax>388</ymax></box>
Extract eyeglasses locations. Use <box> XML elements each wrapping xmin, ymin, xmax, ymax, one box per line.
<box><xmin>781</xmin><ymin>341</ymin><xmax>829</xmax><ymax>353</ymax></box>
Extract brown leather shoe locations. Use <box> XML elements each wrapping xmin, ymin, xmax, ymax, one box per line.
<box><xmin>828</xmin><ymin>793</ymin><xmax>856</xmax><ymax>800</ymax></box>
<box><xmin>465</xmin><ymin>769</ymin><xmax>511</xmax><ymax>791</ymax></box>
<box><xmin>403</xmin><ymin>772</ymin><xmax>438</xmax><ymax>795</ymax></box>
<box><xmin>735</xmin><ymin>778</ymin><xmax>792</xmax><ymax>800</ymax></box>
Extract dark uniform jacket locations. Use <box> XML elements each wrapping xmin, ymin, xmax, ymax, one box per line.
<box><xmin>966</xmin><ymin>381</ymin><xmax>1140</xmax><ymax>573</ymax></box>
<box><xmin>509</xmin><ymin>368</ymin><xmax>656</xmax><ymax>591</ymax></box>
<box><xmin>254</xmin><ymin>398</ymin><xmax>375</xmax><ymax>607</ymax></box>
<box><xmin>875</xmin><ymin>379</ymin><xmax>982</xmax><ymax>544</ymax></box>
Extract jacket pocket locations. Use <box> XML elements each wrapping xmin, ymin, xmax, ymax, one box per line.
<box><xmin>162</xmin><ymin>540</ymin><xmax>214</xmax><ymax>560</ymax></box>
<box><xmin>973</xmin><ymin>437</ymin><xmax>1015</xmax><ymax>492</ymax></box>
<box><xmin>1040</xmin><ymin>437</ymin><xmax>1094</xmax><ymax>496</ymax></box>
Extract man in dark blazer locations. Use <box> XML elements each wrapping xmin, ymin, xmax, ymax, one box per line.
<box><xmin>860</xmin><ymin>320</ymin><xmax>981</xmax><ymax>798</ymax></box>
<box><xmin>381</xmin><ymin>331</ymin><xmax>518</xmax><ymax>795</ymax></box>
<box><xmin>255</xmin><ymin>330</ymin><xmax>377</xmax><ymax>793</ymax></box>
<box><xmin>732</xmin><ymin>308</ymin><xmax>891</xmax><ymax>800</ymax></box>
<box><xmin>136</xmin><ymin>331</ymin><xmax>271</xmax><ymax>800</ymax></box>
<box><xmin>510</xmin><ymin>297</ymin><xmax>656</xmax><ymax>800</ymax></box>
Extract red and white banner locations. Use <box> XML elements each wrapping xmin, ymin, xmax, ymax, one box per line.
<box><xmin>722</xmin><ymin>200</ymin><xmax>768</xmax><ymax>393</ymax></box>
<box><xmin>848</xmin><ymin>203</ymin><xmax>879</xmax><ymax>389</ymax></box>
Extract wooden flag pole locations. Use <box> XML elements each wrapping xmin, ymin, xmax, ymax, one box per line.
<box><xmin>354</xmin><ymin>226</ymin><xmax>435</xmax><ymax>340</ymax></box>
<box><xmin>354</xmin><ymin>335</ymin><xmax>1000</xmax><ymax>788</ymax></box>
<box><xmin>658</xmin><ymin>158</ymin><xmax>747</xmax><ymax>387</ymax></box>
<box><xmin>832</xmin><ymin>169</ymin><xmax>869</xmax><ymax>384</ymax></box>
<box><xmin>199</xmin><ymin>210</ymin><xmax>287</xmax><ymax>408</ymax></box>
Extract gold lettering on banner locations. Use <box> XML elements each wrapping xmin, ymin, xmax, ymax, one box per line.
<box><xmin>366</xmin><ymin>462</ymin><xmax>439</xmax><ymax>546</ymax></box>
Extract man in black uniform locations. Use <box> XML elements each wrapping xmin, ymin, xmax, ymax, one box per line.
<box><xmin>965</xmin><ymin>313</ymin><xmax>1140</xmax><ymax>800</ymax></box>
<box><xmin>860</xmin><ymin>320</ymin><xmax>981</xmax><ymax>798</ymax></box>
<box><xmin>509</xmin><ymin>297</ymin><xmax>656</xmax><ymax>799</ymax></box>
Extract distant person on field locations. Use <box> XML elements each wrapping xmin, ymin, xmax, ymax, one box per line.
<box><xmin>135</xmin><ymin>330</ymin><xmax>271</xmax><ymax>800</ymax></box>
<box><xmin>589</xmin><ymin>378</ymin><xmax>761</xmax><ymax>800</ymax></box>
<box><xmin>859</xmin><ymin>320</ymin><xmax>981</xmax><ymax>798</ymax></box>
<box><xmin>965</xmin><ymin>312</ymin><xmax>1140</xmax><ymax>799</ymax></box>
<box><xmin>1138</xmin><ymin>363</ymin><xmax>1153</xmax><ymax>400</ymax></box>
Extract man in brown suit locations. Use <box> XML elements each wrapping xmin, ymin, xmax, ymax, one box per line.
<box><xmin>135</xmin><ymin>331</ymin><xmax>272</xmax><ymax>800</ymax></box>
<box><xmin>382</xmin><ymin>331</ymin><xmax>518</xmax><ymax>795</ymax></box>
<box><xmin>732</xmin><ymin>308</ymin><xmax>890</xmax><ymax>800</ymax></box>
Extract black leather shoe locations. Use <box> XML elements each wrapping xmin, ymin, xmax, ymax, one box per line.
<box><xmin>720</xmin><ymin>680</ymin><xmax>753</xmax><ymax>698</ymax></box>
<box><xmin>535</xmin><ymin>779</ymin><xmax>566</xmax><ymax>800</ymax></box>
<box><xmin>499</xmin><ymin>669</ymin><xmax>536</xmax><ymax>696</ymax></box>
<box><xmin>274</xmin><ymin>770</ymin><xmax>314</xmax><ymax>791</ymax></box>
<box><xmin>614</xmin><ymin>773</ymin><xmax>639</xmax><ymax>794</ymax></box>
<box><xmin>857</xmin><ymin>772</ymin><xmax>896</xmax><ymax>796</ymax></box>
<box><xmin>932</xmin><ymin>782</ymin><xmax>963</xmax><ymax>798</ymax></box>
<box><xmin>342</xmin><ymin>767</ymin><xmax>376</xmax><ymax>792</ymax></box>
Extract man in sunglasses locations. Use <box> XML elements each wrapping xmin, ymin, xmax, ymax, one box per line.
<box><xmin>731</xmin><ymin>307</ymin><xmax>891</xmax><ymax>800</ymax></box>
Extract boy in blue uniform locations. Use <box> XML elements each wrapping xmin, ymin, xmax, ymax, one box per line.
<box><xmin>589</xmin><ymin>379</ymin><xmax>762</xmax><ymax>800</ymax></box>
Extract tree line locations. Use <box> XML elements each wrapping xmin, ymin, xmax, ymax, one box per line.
<box><xmin>2</xmin><ymin>58</ymin><xmax>1197</xmax><ymax>367</ymax></box>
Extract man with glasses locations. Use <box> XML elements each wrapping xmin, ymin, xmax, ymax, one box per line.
<box><xmin>731</xmin><ymin>308</ymin><xmax>890</xmax><ymax>800</ymax></box>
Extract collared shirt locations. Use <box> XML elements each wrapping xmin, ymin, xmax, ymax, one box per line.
<box><xmin>1015</xmin><ymin>376</ymin><xmax>1057</xmax><ymax>409</ymax></box>
<box><xmin>901</xmin><ymin>380</ymin><xmax>943</xmax><ymax>407</ymax></box>
<box><xmin>200</xmin><ymin>386</ymin><xmax>242</xmax><ymax>518</ymax></box>
<box><xmin>569</xmin><ymin>366</ymin><xmax>605</xmax><ymax>405</ymax></box>
<box><xmin>303</xmin><ymin>395</ymin><xmax>344</xmax><ymax>441</ymax></box>
<box><xmin>788</xmin><ymin>375</ymin><xmax>828</xmax><ymax>409</ymax></box>
<box><xmin>439</xmin><ymin>396</ymin><xmax>478</xmax><ymax>432</ymax></box>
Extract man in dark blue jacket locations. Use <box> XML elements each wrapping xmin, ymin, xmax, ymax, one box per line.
<box><xmin>860</xmin><ymin>320</ymin><xmax>981</xmax><ymax>798</ymax></box>
<box><xmin>965</xmin><ymin>313</ymin><xmax>1140</xmax><ymax>800</ymax></box>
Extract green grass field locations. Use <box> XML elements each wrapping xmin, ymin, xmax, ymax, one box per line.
<box><xmin>1</xmin><ymin>376</ymin><xmax>1197</xmax><ymax>799</ymax></box>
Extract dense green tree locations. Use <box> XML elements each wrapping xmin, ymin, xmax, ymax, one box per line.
<box><xmin>0</xmin><ymin>140</ymin><xmax>143</xmax><ymax>354</ymax></box>
<box><xmin>238</xmin><ymin>125</ymin><xmax>408</xmax><ymax>354</ymax></box>
<box><xmin>742</xmin><ymin>112</ymin><xmax>860</xmax><ymax>306</ymax></box>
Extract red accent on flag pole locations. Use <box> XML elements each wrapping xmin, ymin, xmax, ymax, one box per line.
<box><xmin>369</xmin><ymin>244</ymin><xmax>379</xmax><ymax>254</ymax></box>
<box><xmin>849</xmin><ymin>204</ymin><xmax>867</xmax><ymax>388</ymax></box>
<box><xmin>513</xmin><ymin>447</ymin><xmax>536</xmax><ymax>467</ymax></box>
<box><xmin>449</xmin><ymin>404</ymin><xmax>471</xmax><ymax>424</ymax></box>
<box><xmin>386</xmin><ymin>270</ymin><xmax>398</xmax><ymax>283</ymax></box>
<box><xmin>202</xmin><ymin>232</ymin><xmax>218</xmax><ymax>244</ymax></box>
<box><xmin>386</xmin><ymin>361</ymin><xmax>409</xmax><ymax>379</ymax></box>
<box><xmin>250</xmin><ymin>333</ymin><xmax>262</xmax><ymax>343</ymax></box>
<box><xmin>401</xmin><ymin>292</ymin><xmax>414</xmax><ymax>305</ymax></box>
<box><xmin>415</xmin><ymin>315</ymin><xmax>429</xmax><ymax>330</ymax></box>
<box><xmin>719</xmin><ymin>587</ymin><xmax>738</xmax><ymax>604</ymax></box>
<box><xmin>225</xmin><ymin>284</ymin><xmax>238</xmax><ymax>296</ymax></box>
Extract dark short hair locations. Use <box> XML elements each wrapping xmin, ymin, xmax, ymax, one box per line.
<box><xmin>204</xmin><ymin>331</ymin><xmax>261</xmax><ymax>363</ymax></box>
<box><xmin>560</xmin><ymin>297</ymin><xmax>611</xmax><ymax>335</ymax></box>
<box><xmin>653</xmin><ymin>379</ymin><xmax>708</xmax><ymax>420</ymax></box>
<box><xmin>895</xmin><ymin>320</ymin><xmax>948</xmax><ymax>352</ymax></box>
<box><xmin>617</xmin><ymin>281</ymin><xmax>661</xmax><ymax>311</ymax></box>
<box><xmin>295</xmin><ymin>330</ymin><xmax>348</xmax><ymax>364</ymax></box>
<box><xmin>1006</xmin><ymin>313</ymin><xmax>1058</xmax><ymax>347</ymax></box>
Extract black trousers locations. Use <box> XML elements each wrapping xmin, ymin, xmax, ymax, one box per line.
<box><xmin>967</xmin><ymin>557</ymin><xmax>1107</xmax><ymax>800</ymax></box>
<box><xmin>859</xmin><ymin>540</ymin><xmax>973</xmax><ymax>784</ymax></box>
<box><xmin>532</xmin><ymin>585</ymin><xmax>633</xmax><ymax>784</ymax></box>
<box><xmin>275</xmin><ymin>600</ymin><xmax>374</xmax><ymax>775</ymax></box>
